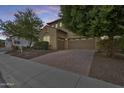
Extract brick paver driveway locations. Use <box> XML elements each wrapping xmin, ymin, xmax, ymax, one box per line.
<box><xmin>31</xmin><ymin>49</ymin><xmax>95</xmax><ymax>76</ymax></box>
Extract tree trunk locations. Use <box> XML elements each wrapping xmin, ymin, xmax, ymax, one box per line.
<box><xmin>29</xmin><ymin>40</ymin><xmax>33</xmax><ymax>48</ymax></box>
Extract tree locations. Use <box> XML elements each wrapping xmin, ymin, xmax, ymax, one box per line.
<box><xmin>60</xmin><ymin>6</ymin><xmax>93</xmax><ymax>37</ymax></box>
<box><xmin>61</xmin><ymin>5</ymin><xmax>124</xmax><ymax>56</ymax></box>
<box><xmin>0</xmin><ymin>21</ymin><xmax>21</xmax><ymax>37</ymax></box>
<box><xmin>0</xmin><ymin>9</ymin><xmax>43</xmax><ymax>47</ymax></box>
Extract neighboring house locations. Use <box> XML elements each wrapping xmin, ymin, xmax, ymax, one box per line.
<box><xmin>39</xmin><ymin>19</ymin><xmax>97</xmax><ymax>50</ymax></box>
<box><xmin>11</xmin><ymin>37</ymin><xmax>34</xmax><ymax>47</ymax></box>
<box><xmin>5</xmin><ymin>38</ymin><xmax>12</xmax><ymax>50</ymax></box>
<box><xmin>5</xmin><ymin>36</ymin><xmax>34</xmax><ymax>49</ymax></box>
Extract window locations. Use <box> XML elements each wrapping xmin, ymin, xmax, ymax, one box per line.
<box><xmin>60</xmin><ymin>22</ymin><xmax>62</xmax><ymax>27</ymax></box>
<box><xmin>55</xmin><ymin>24</ymin><xmax>58</xmax><ymax>28</ymax></box>
<box><xmin>43</xmin><ymin>36</ymin><xmax>50</xmax><ymax>43</ymax></box>
<box><xmin>52</xmin><ymin>25</ymin><xmax>54</xmax><ymax>27</ymax></box>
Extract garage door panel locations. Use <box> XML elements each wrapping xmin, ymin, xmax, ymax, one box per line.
<box><xmin>57</xmin><ymin>38</ymin><xmax>65</xmax><ymax>50</ymax></box>
<box><xmin>68</xmin><ymin>39</ymin><xmax>95</xmax><ymax>49</ymax></box>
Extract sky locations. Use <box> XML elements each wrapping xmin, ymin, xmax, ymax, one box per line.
<box><xmin>0</xmin><ymin>5</ymin><xmax>60</xmax><ymax>40</ymax></box>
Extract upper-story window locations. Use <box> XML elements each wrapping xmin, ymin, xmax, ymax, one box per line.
<box><xmin>55</xmin><ymin>24</ymin><xmax>58</xmax><ymax>28</ymax></box>
<box><xmin>60</xmin><ymin>22</ymin><xmax>62</xmax><ymax>27</ymax></box>
<box><xmin>51</xmin><ymin>25</ymin><xmax>54</xmax><ymax>27</ymax></box>
<box><xmin>43</xmin><ymin>35</ymin><xmax>50</xmax><ymax>43</ymax></box>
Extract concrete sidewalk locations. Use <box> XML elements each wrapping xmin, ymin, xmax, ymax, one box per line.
<box><xmin>0</xmin><ymin>54</ymin><xmax>121</xmax><ymax>88</ymax></box>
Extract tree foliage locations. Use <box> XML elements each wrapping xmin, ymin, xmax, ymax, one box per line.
<box><xmin>61</xmin><ymin>6</ymin><xmax>124</xmax><ymax>37</ymax></box>
<box><xmin>61</xmin><ymin>6</ymin><xmax>93</xmax><ymax>37</ymax></box>
<box><xmin>0</xmin><ymin>9</ymin><xmax>43</xmax><ymax>47</ymax></box>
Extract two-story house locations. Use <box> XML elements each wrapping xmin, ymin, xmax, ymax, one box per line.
<box><xmin>39</xmin><ymin>19</ymin><xmax>96</xmax><ymax>50</ymax></box>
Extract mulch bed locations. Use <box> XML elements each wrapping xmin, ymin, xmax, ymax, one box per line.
<box><xmin>89</xmin><ymin>52</ymin><xmax>124</xmax><ymax>86</ymax></box>
<box><xmin>6</xmin><ymin>49</ymin><xmax>57</xmax><ymax>59</ymax></box>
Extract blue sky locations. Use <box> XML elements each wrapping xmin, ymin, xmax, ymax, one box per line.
<box><xmin>0</xmin><ymin>5</ymin><xmax>60</xmax><ymax>39</ymax></box>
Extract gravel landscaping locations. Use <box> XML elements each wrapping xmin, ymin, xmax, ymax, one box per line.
<box><xmin>89</xmin><ymin>53</ymin><xmax>124</xmax><ymax>86</ymax></box>
<box><xmin>6</xmin><ymin>49</ymin><xmax>57</xmax><ymax>59</ymax></box>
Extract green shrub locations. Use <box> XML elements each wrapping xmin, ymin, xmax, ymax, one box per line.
<box><xmin>97</xmin><ymin>39</ymin><xmax>118</xmax><ymax>55</ymax></box>
<box><xmin>33</xmin><ymin>41</ymin><xmax>49</xmax><ymax>50</ymax></box>
<box><xmin>0</xmin><ymin>40</ymin><xmax>5</xmax><ymax>47</ymax></box>
<box><xmin>97</xmin><ymin>37</ymin><xmax>124</xmax><ymax>54</ymax></box>
<box><xmin>118</xmin><ymin>39</ymin><xmax>124</xmax><ymax>49</ymax></box>
<box><xmin>97</xmin><ymin>39</ymin><xmax>111</xmax><ymax>52</ymax></box>
<box><xmin>117</xmin><ymin>36</ymin><xmax>124</xmax><ymax>53</ymax></box>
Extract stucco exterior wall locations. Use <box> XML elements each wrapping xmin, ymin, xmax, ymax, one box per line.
<box><xmin>56</xmin><ymin>30</ymin><xmax>67</xmax><ymax>50</ymax></box>
<box><xmin>39</xmin><ymin>27</ymin><xmax>58</xmax><ymax>50</ymax></box>
<box><xmin>49</xmin><ymin>27</ymin><xmax>57</xmax><ymax>50</ymax></box>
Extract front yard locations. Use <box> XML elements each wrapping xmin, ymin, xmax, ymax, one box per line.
<box><xmin>6</xmin><ymin>49</ymin><xmax>57</xmax><ymax>59</ymax></box>
<box><xmin>6</xmin><ymin>48</ymin><xmax>124</xmax><ymax>86</ymax></box>
<box><xmin>89</xmin><ymin>52</ymin><xmax>124</xmax><ymax>86</ymax></box>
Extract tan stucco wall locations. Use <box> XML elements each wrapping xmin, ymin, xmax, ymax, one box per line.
<box><xmin>39</xmin><ymin>27</ymin><xmax>58</xmax><ymax>50</ymax></box>
<box><xmin>48</xmin><ymin>20</ymin><xmax>81</xmax><ymax>39</ymax></box>
<box><xmin>56</xmin><ymin>30</ymin><xmax>67</xmax><ymax>50</ymax></box>
<box><xmin>49</xmin><ymin>27</ymin><xmax>57</xmax><ymax>50</ymax></box>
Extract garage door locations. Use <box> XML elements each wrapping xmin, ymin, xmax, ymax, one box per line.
<box><xmin>57</xmin><ymin>38</ymin><xmax>65</xmax><ymax>50</ymax></box>
<box><xmin>68</xmin><ymin>38</ymin><xmax>95</xmax><ymax>50</ymax></box>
